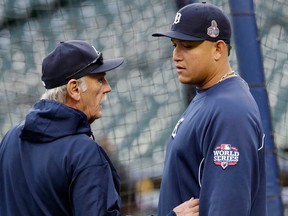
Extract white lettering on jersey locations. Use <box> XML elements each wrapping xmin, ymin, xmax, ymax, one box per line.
<box><xmin>171</xmin><ymin>117</ymin><xmax>184</xmax><ymax>139</ymax></box>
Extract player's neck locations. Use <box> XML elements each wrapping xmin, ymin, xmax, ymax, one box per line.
<box><xmin>217</xmin><ymin>70</ymin><xmax>237</xmax><ymax>83</ymax></box>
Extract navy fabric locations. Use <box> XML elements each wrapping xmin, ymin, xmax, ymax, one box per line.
<box><xmin>157</xmin><ymin>77</ymin><xmax>266</xmax><ymax>216</ymax></box>
<box><xmin>41</xmin><ymin>40</ymin><xmax>124</xmax><ymax>89</ymax></box>
<box><xmin>0</xmin><ymin>100</ymin><xmax>121</xmax><ymax>215</ymax></box>
<box><xmin>152</xmin><ymin>2</ymin><xmax>231</xmax><ymax>44</ymax></box>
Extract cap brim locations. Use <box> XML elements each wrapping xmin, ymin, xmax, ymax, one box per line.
<box><xmin>152</xmin><ymin>31</ymin><xmax>204</xmax><ymax>41</ymax></box>
<box><xmin>88</xmin><ymin>57</ymin><xmax>124</xmax><ymax>74</ymax></box>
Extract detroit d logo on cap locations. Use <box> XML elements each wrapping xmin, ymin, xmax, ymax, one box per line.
<box><xmin>173</xmin><ymin>12</ymin><xmax>181</xmax><ymax>24</ymax></box>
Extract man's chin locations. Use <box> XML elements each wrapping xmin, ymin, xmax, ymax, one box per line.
<box><xmin>179</xmin><ymin>79</ymin><xmax>192</xmax><ymax>85</ymax></box>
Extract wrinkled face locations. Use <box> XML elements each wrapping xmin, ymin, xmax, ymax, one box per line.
<box><xmin>80</xmin><ymin>73</ymin><xmax>111</xmax><ymax>123</ymax></box>
<box><xmin>171</xmin><ymin>39</ymin><xmax>216</xmax><ymax>88</ymax></box>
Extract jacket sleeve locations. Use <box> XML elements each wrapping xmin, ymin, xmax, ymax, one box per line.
<box><xmin>70</xmin><ymin>163</ymin><xmax>121</xmax><ymax>216</ymax></box>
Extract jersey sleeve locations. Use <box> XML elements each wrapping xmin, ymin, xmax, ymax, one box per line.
<box><xmin>199</xmin><ymin>105</ymin><xmax>265</xmax><ymax>216</ymax></box>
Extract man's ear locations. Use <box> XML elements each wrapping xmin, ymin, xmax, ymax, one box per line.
<box><xmin>66</xmin><ymin>79</ymin><xmax>81</xmax><ymax>101</ymax></box>
<box><xmin>214</xmin><ymin>40</ymin><xmax>227</xmax><ymax>61</ymax></box>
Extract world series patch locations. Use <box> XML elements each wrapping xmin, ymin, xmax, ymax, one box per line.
<box><xmin>213</xmin><ymin>144</ymin><xmax>239</xmax><ymax>169</ymax></box>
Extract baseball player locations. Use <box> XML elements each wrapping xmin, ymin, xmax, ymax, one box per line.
<box><xmin>152</xmin><ymin>2</ymin><xmax>266</xmax><ymax>216</ymax></box>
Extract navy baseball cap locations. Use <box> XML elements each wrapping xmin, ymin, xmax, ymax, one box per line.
<box><xmin>152</xmin><ymin>2</ymin><xmax>231</xmax><ymax>44</ymax></box>
<box><xmin>41</xmin><ymin>40</ymin><xmax>124</xmax><ymax>89</ymax></box>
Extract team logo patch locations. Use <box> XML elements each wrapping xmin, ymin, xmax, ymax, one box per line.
<box><xmin>207</xmin><ymin>20</ymin><xmax>219</xmax><ymax>38</ymax></box>
<box><xmin>213</xmin><ymin>144</ymin><xmax>239</xmax><ymax>169</ymax></box>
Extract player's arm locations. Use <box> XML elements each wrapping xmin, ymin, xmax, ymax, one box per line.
<box><xmin>199</xmin><ymin>109</ymin><xmax>264</xmax><ymax>216</ymax></box>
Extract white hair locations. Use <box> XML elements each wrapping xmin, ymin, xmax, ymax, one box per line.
<box><xmin>41</xmin><ymin>77</ymin><xmax>87</xmax><ymax>103</ymax></box>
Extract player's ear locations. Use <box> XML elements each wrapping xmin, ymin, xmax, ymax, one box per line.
<box><xmin>214</xmin><ymin>40</ymin><xmax>226</xmax><ymax>61</ymax></box>
<box><xmin>66</xmin><ymin>79</ymin><xmax>81</xmax><ymax>101</ymax></box>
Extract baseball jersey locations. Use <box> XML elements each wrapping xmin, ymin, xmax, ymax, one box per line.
<box><xmin>157</xmin><ymin>76</ymin><xmax>266</xmax><ymax>216</ymax></box>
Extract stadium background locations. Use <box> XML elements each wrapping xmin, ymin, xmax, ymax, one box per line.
<box><xmin>0</xmin><ymin>0</ymin><xmax>287</xmax><ymax>215</ymax></box>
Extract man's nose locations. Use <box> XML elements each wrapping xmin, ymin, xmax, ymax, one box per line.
<box><xmin>103</xmin><ymin>78</ymin><xmax>112</xmax><ymax>93</ymax></box>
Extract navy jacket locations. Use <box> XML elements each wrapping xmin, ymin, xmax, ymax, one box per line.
<box><xmin>0</xmin><ymin>100</ymin><xmax>121</xmax><ymax>215</ymax></box>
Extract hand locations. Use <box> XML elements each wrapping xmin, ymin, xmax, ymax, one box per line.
<box><xmin>173</xmin><ymin>198</ymin><xmax>199</xmax><ymax>216</ymax></box>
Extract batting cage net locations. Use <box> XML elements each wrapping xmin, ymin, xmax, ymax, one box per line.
<box><xmin>0</xmin><ymin>0</ymin><xmax>287</xmax><ymax>215</ymax></box>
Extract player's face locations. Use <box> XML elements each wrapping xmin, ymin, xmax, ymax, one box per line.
<box><xmin>80</xmin><ymin>73</ymin><xmax>111</xmax><ymax>123</ymax></box>
<box><xmin>171</xmin><ymin>39</ymin><xmax>216</xmax><ymax>88</ymax></box>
